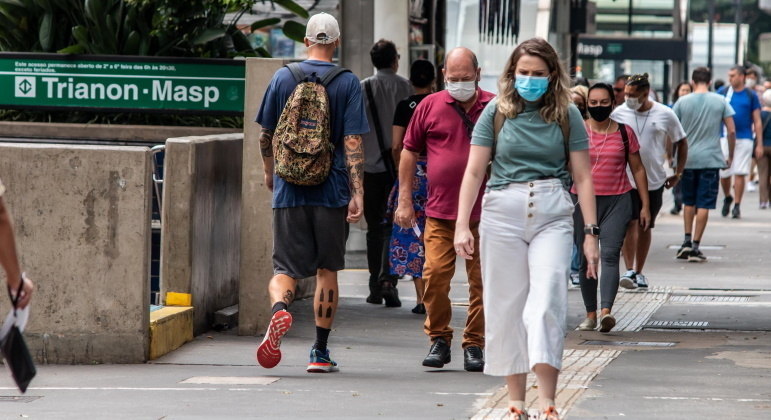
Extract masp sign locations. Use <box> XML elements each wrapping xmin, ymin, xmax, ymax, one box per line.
<box><xmin>0</xmin><ymin>54</ymin><xmax>246</xmax><ymax>114</ymax></box>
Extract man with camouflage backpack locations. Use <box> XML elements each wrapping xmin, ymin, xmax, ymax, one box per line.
<box><xmin>254</xmin><ymin>12</ymin><xmax>368</xmax><ymax>373</ymax></box>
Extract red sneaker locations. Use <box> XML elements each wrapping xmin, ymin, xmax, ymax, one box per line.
<box><xmin>256</xmin><ymin>310</ymin><xmax>293</xmax><ymax>368</ymax></box>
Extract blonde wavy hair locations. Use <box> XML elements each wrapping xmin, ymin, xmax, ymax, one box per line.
<box><xmin>497</xmin><ymin>38</ymin><xmax>572</xmax><ymax>123</ymax></box>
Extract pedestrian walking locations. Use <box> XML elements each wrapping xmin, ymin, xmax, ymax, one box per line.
<box><xmin>570</xmin><ymin>85</ymin><xmax>588</xmax><ymax>119</ymax></box>
<box><xmin>394</xmin><ymin>47</ymin><xmax>491</xmax><ymax>373</ymax></box>
<box><xmin>454</xmin><ymin>38</ymin><xmax>599</xmax><ymax>420</ymax></box>
<box><xmin>668</xmin><ymin>82</ymin><xmax>692</xmax><ymax>215</ymax></box>
<box><xmin>757</xmin><ymin>89</ymin><xmax>771</xmax><ymax>209</ymax></box>
<box><xmin>611</xmin><ymin>73</ymin><xmax>688</xmax><ymax>289</ymax></box>
<box><xmin>254</xmin><ymin>13</ymin><xmax>368</xmax><ymax>373</ymax></box>
<box><xmin>386</xmin><ymin>59</ymin><xmax>436</xmax><ymax>315</ymax></box>
<box><xmin>672</xmin><ymin>67</ymin><xmax>737</xmax><ymax>262</ymax></box>
<box><xmin>717</xmin><ymin>65</ymin><xmax>764</xmax><ymax>219</ymax></box>
<box><xmin>575</xmin><ymin>83</ymin><xmax>649</xmax><ymax>333</ymax></box>
<box><xmin>612</xmin><ymin>75</ymin><xmax>629</xmax><ymax>108</ymax></box>
<box><xmin>0</xmin><ymin>178</ymin><xmax>34</xmax><ymax>309</ymax></box>
<box><xmin>361</xmin><ymin>39</ymin><xmax>414</xmax><ymax>307</ymax></box>
<box><xmin>568</xmin><ymin>85</ymin><xmax>589</xmax><ymax>287</ymax></box>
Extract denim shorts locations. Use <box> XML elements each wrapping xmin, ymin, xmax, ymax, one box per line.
<box><xmin>681</xmin><ymin>169</ymin><xmax>720</xmax><ymax>209</ymax></box>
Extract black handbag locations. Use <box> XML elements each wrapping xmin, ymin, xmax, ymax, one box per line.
<box><xmin>1</xmin><ymin>280</ymin><xmax>36</xmax><ymax>393</ymax></box>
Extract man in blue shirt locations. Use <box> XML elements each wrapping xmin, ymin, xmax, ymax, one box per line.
<box><xmin>717</xmin><ymin>65</ymin><xmax>764</xmax><ymax>219</ymax></box>
<box><xmin>254</xmin><ymin>13</ymin><xmax>369</xmax><ymax>373</ymax></box>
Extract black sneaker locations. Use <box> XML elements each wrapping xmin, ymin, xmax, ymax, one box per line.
<box><xmin>721</xmin><ymin>196</ymin><xmax>733</xmax><ymax>217</ymax></box>
<box><xmin>463</xmin><ymin>346</ymin><xmax>484</xmax><ymax>372</ymax></box>
<box><xmin>688</xmin><ymin>249</ymin><xmax>707</xmax><ymax>262</ymax></box>
<box><xmin>676</xmin><ymin>244</ymin><xmax>692</xmax><ymax>260</ymax></box>
<box><xmin>731</xmin><ymin>205</ymin><xmax>741</xmax><ymax>219</ymax></box>
<box><xmin>422</xmin><ymin>337</ymin><xmax>451</xmax><ymax>368</ymax></box>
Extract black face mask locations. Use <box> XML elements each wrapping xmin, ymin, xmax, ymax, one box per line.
<box><xmin>588</xmin><ymin>105</ymin><xmax>613</xmax><ymax>122</ymax></box>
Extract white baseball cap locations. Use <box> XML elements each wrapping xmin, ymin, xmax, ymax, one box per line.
<box><xmin>305</xmin><ymin>13</ymin><xmax>340</xmax><ymax>45</ymax></box>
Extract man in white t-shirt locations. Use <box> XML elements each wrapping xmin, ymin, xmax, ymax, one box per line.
<box><xmin>611</xmin><ymin>73</ymin><xmax>688</xmax><ymax>289</ymax></box>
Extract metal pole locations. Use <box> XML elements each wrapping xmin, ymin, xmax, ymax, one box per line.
<box><xmin>707</xmin><ymin>0</ymin><xmax>714</xmax><ymax>71</ymax></box>
<box><xmin>628</xmin><ymin>0</ymin><xmax>633</xmax><ymax>35</ymax></box>
<box><xmin>734</xmin><ymin>0</ymin><xmax>742</xmax><ymax>64</ymax></box>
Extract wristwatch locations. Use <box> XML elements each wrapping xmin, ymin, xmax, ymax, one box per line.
<box><xmin>583</xmin><ymin>224</ymin><xmax>600</xmax><ymax>236</ymax></box>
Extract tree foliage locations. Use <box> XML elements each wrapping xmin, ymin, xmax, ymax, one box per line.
<box><xmin>0</xmin><ymin>0</ymin><xmax>308</xmax><ymax>58</ymax></box>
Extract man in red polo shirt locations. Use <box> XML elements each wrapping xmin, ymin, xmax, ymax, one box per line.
<box><xmin>394</xmin><ymin>47</ymin><xmax>492</xmax><ymax>372</ymax></box>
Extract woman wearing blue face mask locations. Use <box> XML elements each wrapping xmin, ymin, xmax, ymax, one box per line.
<box><xmin>454</xmin><ymin>38</ymin><xmax>598</xmax><ymax>420</ymax></box>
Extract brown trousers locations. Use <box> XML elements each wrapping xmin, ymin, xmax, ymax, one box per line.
<box><xmin>422</xmin><ymin>217</ymin><xmax>484</xmax><ymax>348</ymax></box>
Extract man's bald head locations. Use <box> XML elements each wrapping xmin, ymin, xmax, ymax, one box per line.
<box><xmin>443</xmin><ymin>47</ymin><xmax>480</xmax><ymax>85</ymax></box>
<box><xmin>445</xmin><ymin>47</ymin><xmax>478</xmax><ymax>72</ymax></box>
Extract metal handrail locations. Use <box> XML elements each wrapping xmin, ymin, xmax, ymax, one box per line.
<box><xmin>150</xmin><ymin>145</ymin><xmax>165</xmax><ymax>220</ymax></box>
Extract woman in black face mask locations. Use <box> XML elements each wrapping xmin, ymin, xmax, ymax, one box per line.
<box><xmin>572</xmin><ymin>83</ymin><xmax>650</xmax><ymax>333</ymax></box>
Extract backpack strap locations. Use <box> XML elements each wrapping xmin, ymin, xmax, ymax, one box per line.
<box><xmin>319</xmin><ymin>66</ymin><xmax>351</xmax><ymax>87</ymax></box>
<box><xmin>285</xmin><ymin>63</ymin><xmax>306</xmax><ymax>84</ymax></box>
<box><xmin>560</xmin><ymin>116</ymin><xmax>571</xmax><ymax>166</ymax></box>
<box><xmin>618</xmin><ymin>122</ymin><xmax>630</xmax><ymax>163</ymax></box>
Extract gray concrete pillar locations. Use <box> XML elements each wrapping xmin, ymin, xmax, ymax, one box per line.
<box><xmin>374</xmin><ymin>0</ymin><xmax>410</xmax><ymax>79</ymax></box>
<box><xmin>239</xmin><ymin>58</ymin><xmax>286</xmax><ymax>336</ymax></box>
<box><xmin>340</xmin><ymin>0</ymin><xmax>375</xmax><ymax>79</ymax></box>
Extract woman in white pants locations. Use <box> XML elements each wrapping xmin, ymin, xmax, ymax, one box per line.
<box><xmin>454</xmin><ymin>38</ymin><xmax>599</xmax><ymax>420</ymax></box>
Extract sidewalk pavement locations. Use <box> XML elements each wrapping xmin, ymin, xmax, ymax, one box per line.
<box><xmin>0</xmin><ymin>189</ymin><xmax>769</xmax><ymax>419</ymax></box>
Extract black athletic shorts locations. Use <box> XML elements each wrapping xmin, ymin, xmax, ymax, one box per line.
<box><xmin>272</xmin><ymin>206</ymin><xmax>347</xmax><ymax>279</ymax></box>
<box><xmin>630</xmin><ymin>186</ymin><xmax>664</xmax><ymax>228</ymax></box>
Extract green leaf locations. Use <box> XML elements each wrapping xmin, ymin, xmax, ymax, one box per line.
<box><xmin>124</xmin><ymin>30</ymin><xmax>140</xmax><ymax>55</ymax></box>
<box><xmin>192</xmin><ymin>28</ymin><xmax>226</xmax><ymax>45</ymax></box>
<box><xmin>38</xmin><ymin>12</ymin><xmax>52</xmax><ymax>50</ymax></box>
<box><xmin>273</xmin><ymin>0</ymin><xmax>308</xmax><ymax>19</ymax></box>
<box><xmin>250</xmin><ymin>17</ymin><xmax>280</xmax><ymax>31</ymax></box>
<box><xmin>256</xmin><ymin>46</ymin><xmax>271</xmax><ymax>58</ymax></box>
<box><xmin>72</xmin><ymin>25</ymin><xmax>89</xmax><ymax>47</ymax></box>
<box><xmin>57</xmin><ymin>44</ymin><xmax>84</xmax><ymax>54</ymax></box>
<box><xmin>231</xmin><ymin>29</ymin><xmax>252</xmax><ymax>52</ymax></box>
<box><xmin>282</xmin><ymin>20</ymin><xmax>306</xmax><ymax>43</ymax></box>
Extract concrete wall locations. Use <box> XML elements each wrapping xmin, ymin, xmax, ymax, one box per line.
<box><xmin>160</xmin><ymin>134</ymin><xmax>243</xmax><ymax>335</ymax></box>
<box><xmin>0</xmin><ymin>122</ymin><xmax>240</xmax><ymax>143</ymax></box>
<box><xmin>0</xmin><ymin>144</ymin><xmax>152</xmax><ymax>364</ymax></box>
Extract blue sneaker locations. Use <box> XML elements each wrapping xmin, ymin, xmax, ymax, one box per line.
<box><xmin>635</xmin><ymin>273</ymin><xmax>649</xmax><ymax>288</ymax></box>
<box><xmin>306</xmin><ymin>348</ymin><xmax>339</xmax><ymax>373</ymax></box>
<box><xmin>619</xmin><ymin>270</ymin><xmax>637</xmax><ymax>290</ymax></box>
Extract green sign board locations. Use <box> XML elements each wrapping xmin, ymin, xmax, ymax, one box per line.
<box><xmin>0</xmin><ymin>53</ymin><xmax>245</xmax><ymax>115</ymax></box>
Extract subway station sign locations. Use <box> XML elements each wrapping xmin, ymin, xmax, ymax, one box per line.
<box><xmin>0</xmin><ymin>53</ymin><xmax>246</xmax><ymax>114</ymax></box>
<box><xmin>577</xmin><ymin>36</ymin><xmax>689</xmax><ymax>62</ymax></box>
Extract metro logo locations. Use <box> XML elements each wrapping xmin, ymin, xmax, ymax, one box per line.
<box><xmin>14</xmin><ymin>76</ymin><xmax>35</xmax><ymax>97</ymax></box>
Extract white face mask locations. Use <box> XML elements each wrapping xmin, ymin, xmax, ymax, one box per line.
<box><xmin>625</xmin><ymin>96</ymin><xmax>643</xmax><ymax>111</ymax></box>
<box><xmin>746</xmin><ymin>78</ymin><xmax>757</xmax><ymax>89</ymax></box>
<box><xmin>445</xmin><ymin>80</ymin><xmax>476</xmax><ymax>102</ymax></box>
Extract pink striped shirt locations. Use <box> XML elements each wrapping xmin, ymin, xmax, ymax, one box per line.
<box><xmin>571</xmin><ymin>123</ymin><xmax>640</xmax><ymax>196</ymax></box>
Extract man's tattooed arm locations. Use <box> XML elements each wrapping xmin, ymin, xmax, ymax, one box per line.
<box><xmin>260</xmin><ymin>128</ymin><xmax>274</xmax><ymax>158</ymax></box>
<box><xmin>260</xmin><ymin>128</ymin><xmax>275</xmax><ymax>190</ymax></box>
<box><xmin>344</xmin><ymin>135</ymin><xmax>364</xmax><ymax>196</ymax></box>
